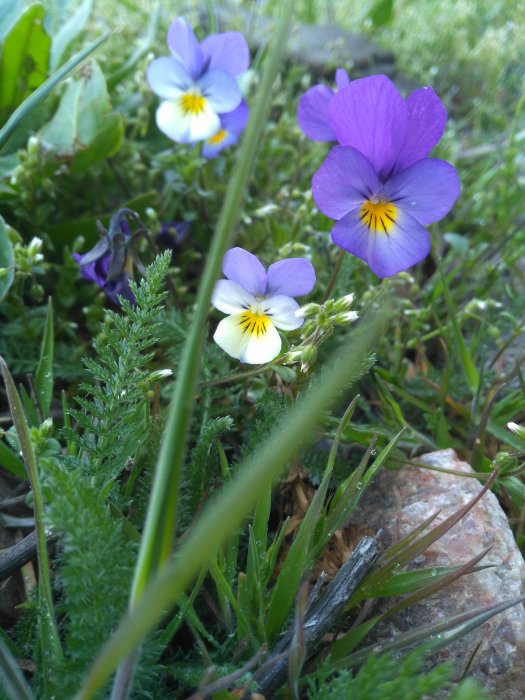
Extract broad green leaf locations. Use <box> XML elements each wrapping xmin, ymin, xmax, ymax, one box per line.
<box><xmin>0</xmin><ymin>31</ymin><xmax>108</xmax><ymax>154</ymax></box>
<box><xmin>50</xmin><ymin>0</ymin><xmax>92</xmax><ymax>70</ymax></box>
<box><xmin>0</xmin><ymin>215</ymin><xmax>14</xmax><ymax>301</ymax></box>
<box><xmin>0</xmin><ymin>0</ymin><xmax>24</xmax><ymax>41</ymax></box>
<box><xmin>39</xmin><ymin>60</ymin><xmax>123</xmax><ymax>172</ymax></box>
<box><xmin>35</xmin><ymin>297</ymin><xmax>54</xmax><ymax>416</ymax></box>
<box><xmin>369</xmin><ymin>0</ymin><xmax>394</xmax><ymax>26</ymax></box>
<box><xmin>0</xmin><ymin>4</ymin><xmax>51</xmax><ymax>118</ymax></box>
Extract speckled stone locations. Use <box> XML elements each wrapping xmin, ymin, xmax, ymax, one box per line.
<box><xmin>350</xmin><ymin>449</ymin><xmax>525</xmax><ymax>700</ymax></box>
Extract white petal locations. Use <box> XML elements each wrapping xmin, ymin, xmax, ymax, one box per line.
<box><xmin>263</xmin><ymin>295</ymin><xmax>303</xmax><ymax>331</ymax></box>
<box><xmin>213</xmin><ymin>314</ymin><xmax>282</xmax><ymax>364</ymax></box>
<box><xmin>155</xmin><ymin>98</ymin><xmax>220</xmax><ymax>144</ymax></box>
<box><xmin>212</xmin><ymin>279</ymin><xmax>256</xmax><ymax>314</ymax></box>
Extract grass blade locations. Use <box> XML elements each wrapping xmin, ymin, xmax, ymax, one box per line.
<box><xmin>34</xmin><ymin>297</ymin><xmax>54</xmax><ymax>417</ymax></box>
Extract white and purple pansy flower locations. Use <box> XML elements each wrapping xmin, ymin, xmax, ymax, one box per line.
<box><xmin>297</xmin><ymin>68</ymin><xmax>350</xmax><ymax>142</ymax></box>
<box><xmin>202</xmin><ymin>100</ymin><xmax>249</xmax><ymax>158</ymax></box>
<box><xmin>311</xmin><ymin>75</ymin><xmax>461</xmax><ymax>278</ymax></box>
<box><xmin>212</xmin><ymin>247</ymin><xmax>316</xmax><ymax>364</ymax></box>
<box><xmin>147</xmin><ymin>17</ymin><xmax>249</xmax><ymax>144</ymax></box>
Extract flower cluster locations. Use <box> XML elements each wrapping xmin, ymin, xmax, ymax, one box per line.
<box><xmin>147</xmin><ymin>18</ymin><xmax>250</xmax><ymax>157</ymax></box>
<box><xmin>299</xmin><ymin>73</ymin><xmax>460</xmax><ymax>278</ymax></box>
<box><xmin>211</xmin><ymin>247</ymin><xmax>316</xmax><ymax>364</ymax></box>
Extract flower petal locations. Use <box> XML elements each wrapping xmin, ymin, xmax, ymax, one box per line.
<box><xmin>212</xmin><ymin>279</ymin><xmax>256</xmax><ymax>314</ymax></box>
<box><xmin>312</xmin><ymin>146</ymin><xmax>380</xmax><ymax>220</ymax></box>
<box><xmin>367</xmin><ymin>209</ymin><xmax>431</xmax><ymax>278</ymax></box>
<box><xmin>214</xmin><ymin>314</ymin><xmax>281</xmax><ymax>364</ymax></box>
<box><xmin>200</xmin><ymin>32</ymin><xmax>250</xmax><ymax>75</ymax></box>
<box><xmin>155</xmin><ymin>99</ymin><xmax>220</xmax><ymax>143</ymax></box>
<box><xmin>199</xmin><ymin>69</ymin><xmax>242</xmax><ymax>113</ymax></box>
<box><xmin>147</xmin><ymin>57</ymin><xmax>192</xmax><ymax>97</ymax></box>
<box><xmin>202</xmin><ymin>129</ymin><xmax>238</xmax><ymax>158</ymax></box>
<box><xmin>263</xmin><ymin>295</ymin><xmax>303</xmax><ymax>330</ymax></box>
<box><xmin>327</xmin><ymin>74</ymin><xmax>407</xmax><ymax>178</ymax></box>
<box><xmin>297</xmin><ymin>85</ymin><xmax>336</xmax><ymax>142</ymax></box>
<box><xmin>331</xmin><ymin>210</ymin><xmax>371</xmax><ymax>264</ymax></box>
<box><xmin>266</xmin><ymin>258</ymin><xmax>316</xmax><ymax>297</ymax></box>
<box><xmin>166</xmin><ymin>17</ymin><xmax>203</xmax><ymax>80</ymax></box>
<box><xmin>394</xmin><ymin>87</ymin><xmax>447</xmax><ymax>172</ymax></box>
<box><xmin>221</xmin><ymin>99</ymin><xmax>249</xmax><ymax>132</ymax></box>
<box><xmin>335</xmin><ymin>68</ymin><xmax>350</xmax><ymax>90</ymax></box>
<box><xmin>222</xmin><ymin>247</ymin><xmax>267</xmax><ymax>296</ymax></box>
<box><xmin>385</xmin><ymin>158</ymin><xmax>460</xmax><ymax>225</ymax></box>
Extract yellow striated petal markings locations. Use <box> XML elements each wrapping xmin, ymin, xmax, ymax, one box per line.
<box><xmin>238</xmin><ymin>310</ymin><xmax>270</xmax><ymax>338</ymax></box>
<box><xmin>208</xmin><ymin>129</ymin><xmax>227</xmax><ymax>145</ymax></box>
<box><xmin>360</xmin><ymin>199</ymin><xmax>398</xmax><ymax>234</ymax></box>
<box><xmin>180</xmin><ymin>91</ymin><xmax>207</xmax><ymax>115</ymax></box>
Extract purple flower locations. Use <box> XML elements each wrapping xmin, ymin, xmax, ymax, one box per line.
<box><xmin>73</xmin><ymin>209</ymin><xmax>146</xmax><ymax>305</ymax></box>
<box><xmin>297</xmin><ymin>68</ymin><xmax>350</xmax><ymax>142</ymax></box>
<box><xmin>211</xmin><ymin>247</ymin><xmax>316</xmax><ymax>364</ymax></box>
<box><xmin>147</xmin><ymin>17</ymin><xmax>249</xmax><ymax>144</ymax></box>
<box><xmin>157</xmin><ymin>221</ymin><xmax>191</xmax><ymax>249</ymax></box>
<box><xmin>202</xmin><ymin>100</ymin><xmax>249</xmax><ymax>158</ymax></box>
<box><xmin>312</xmin><ymin>75</ymin><xmax>460</xmax><ymax>278</ymax></box>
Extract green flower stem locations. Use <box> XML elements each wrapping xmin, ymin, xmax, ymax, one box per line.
<box><xmin>129</xmin><ymin>0</ymin><xmax>296</xmax><ymax>603</ymax></box>
<box><xmin>75</xmin><ymin>307</ymin><xmax>389</xmax><ymax>700</ymax></box>
<box><xmin>323</xmin><ymin>249</ymin><xmax>345</xmax><ymax>301</ymax></box>
<box><xmin>0</xmin><ymin>357</ymin><xmax>63</xmax><ymax>690</ymax></box>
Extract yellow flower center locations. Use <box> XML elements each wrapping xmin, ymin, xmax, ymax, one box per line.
<box><xmin>360</xmin><ymin>199</ymin><xmax>398</xmax><ymax>234</ymax></box>
<box><xmin>180</xmin><ymin>91</ymin><xmax>207</xmax><ymax>115</ymax></box>
<box><xmin>208</xmin><ymin>128</ymin><xmax>228</xmax><ymax>145</ymax></box>
<box><xmin>239</xmin><ymin>310</ymin><xmax>270</xmax><ymax>337</ymax></box>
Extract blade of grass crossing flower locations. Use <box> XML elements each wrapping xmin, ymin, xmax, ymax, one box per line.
<box><xmin>0</xmin><ymin>357</ymin><xmax>62</xmax><ymax>694</ymax></box>
<box><xmin>34</xmin><ymin>297</ymin><xmax>54</xmax><ymax>417</ymax></box>
<box><xmin>75</xmin><ymin>306</ymin><xmax>390</xmax><ymax>700</ymax></box>
<box><xmin>129</xmin><ymin>0</ymin><xmax>296</xmax><ymax>604</ymax></box>
<box><xmin>0</xmin><ymin>31</ymin><xmax>108</xmax><ymax>153</ymax></box>
<box><xmin>0</xmin><ymin>636</ymin><xmax>35</xmax><ymax>700</ymax></box>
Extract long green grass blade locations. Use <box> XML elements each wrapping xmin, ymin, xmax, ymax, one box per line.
<box><xmin>0</xmin><ymin>636</ymin><xmax>35</xmax><ymax>700</ymax></box>
<box><xmin>34</xmin><ymin>297</ymin><xmax>54</xmax><ymax>417</ymax></box>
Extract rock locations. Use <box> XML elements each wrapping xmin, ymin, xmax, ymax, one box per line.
<box><xmin>349</xmin><ymin>449</ymin><xmax>525</xmax><ymax>700</ymax></box>
<box><xmin>200</xmin><ymin>4</ymin><xmax>399</xmax><ymax>81</ymax></box>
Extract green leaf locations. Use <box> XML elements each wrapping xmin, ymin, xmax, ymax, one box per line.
<box><xmin>0</xmin><ymin>30</ymin><xmax>108</xmax><ymax>154</ymax></box>
<box><xmin>35</xmin><ymin>297</ymin><xmax>54</xmax><ymax>416</ymax></box>
<box><xmin>368</xmin><ymin>0</ymin><xmax>394</xmax><ymax>26</ymax></box>
<box><xmin>0</xmin><ymin>215</ymin><xmax>14</xmax><ymax>301</ymax></box>
<box><xmin>50</xmin><ymin>0</ymin><xmax>92</xmax><ymax>70</ymax></box>
<box><xmin>39</xmin><ymin>60</ymin><xmax>123</xmax><ymax>172</ymax></box>
<box><xmin>0</xmin><ymin>438</ymin><xmax>27</xmax><ymax>480</ymax></box>
<box><xmin>0</xmin><ymin>4</ymin><xmax>51</xmax><ymax>118</ymax></box>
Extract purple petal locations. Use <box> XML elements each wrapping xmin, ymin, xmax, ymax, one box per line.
<box><xmin>166</xmin><ymin>17</ymin><xmax>203</xmax><ymax>80</ymax></box>
<box><xmin>202</xmin><ymin>130</ymin><xmax>238</xmax><ymax>158</ymax></box>
<box><xmin>385</xmin><ymin>158</ymin><xmax>460</xmax><ymax>225</ymax></box>
<box><xmin>331</xmin><ymin>210</ymin><xmax>371</xmax><ymax>264</ymax></box>
<box><xmin>222</xmin><ymin>247</ymin><xmax>267</xmax><ymax>296</ymax></box>
<box><xmin>394</xmin><ymin>87</ymin><xmax>447</xmax><ymax>172</ymax></box>
<box><xmin>266</xmin><ymin>258</ymin><xmax>316</xmax><ymax>297</ymax></box>
<box><xmin>199</xmin><ymin>69</ymin><xmax>241</xmax><ymax>113</ymax></box>
<box><xmin>327</xmin><ymin>74</ymin><xmax>407</xmax><ymax>178</ymax></box>
<box><xmin>147</xmin><ymin>56</ymin><xmax>192</xmax><ymax>97</ymax></box>
<box><xmin>366</xmin><ymin>209</ymin><xmax>431</xmax><ymax>277</ymax></box>
<box><xmin>200</xmin><ymin>32</ymin><xmax>250</xmax><ymax>75</ymax></box>
<box><xmin>297</xmin><ymin>85</ymin><xmax>336</xmax><ymax>142</ymax></box>
<box><xmin>335</xmin><ymin>68</ymin><xmax>350</xmax><ymax>90</ymax></box>
<box><xmin>220</xmin><ymin>99</ymin><xmax>249</xmax><ymax>133</ymax></box>
<box><xmin>312</xmin><ymin>146</ymin><xmax>380</xmax><ymax>220</ymax></box>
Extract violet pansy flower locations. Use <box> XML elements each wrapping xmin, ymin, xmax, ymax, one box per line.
<box><xmin>297</xmin><ymin>68</ymin><xmax>350</xmax><ymax>142</ymax></box>
<box><xmin>147</xmin><ymin>17</ymin><xmax>249</xmax><ymax>144</ymax></box>
<box><xmin>202</xmin><ymin>100</ymin><xmax>249</xmax><ymax>159</ymax></box>
<box><xmin>212</xmin><ymin>247</ymin><xmax>316</xmax><ymax>364</ymax></box>
<box><xmin>312</xmin><ymin>75</ymin><xmax>460</xmax><ymax>278</ymax></box>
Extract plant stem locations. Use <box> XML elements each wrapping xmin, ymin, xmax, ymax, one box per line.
<box><xmin>323</xmin><ymin>248</ymin><xmax>345</xmax><ymax>301</ymax></box>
